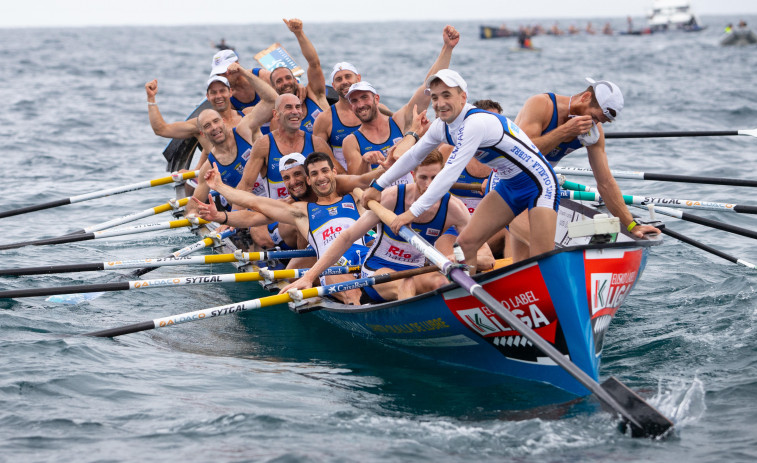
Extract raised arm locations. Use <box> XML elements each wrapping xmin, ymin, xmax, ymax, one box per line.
<box><xmin>228</xmin><ymin>63</ymin><xmax>277</xmax><ymax>141</ymax></box>
<box><xmin>231</xmin><ymin>136</ymin><xmax>269</xmax><ymax>211</ymax></box>
<box><xmin>514</xmin><ymin>93</ymin><xmax>592</xmax><ymax>155</ymax></box>
<box><xmin>145</xmin><ymin>79</ymin><xmax>201</xmax><ymax>139</ymax></box>
<box><xmin>393</xmin><ymin>25</ymin><xmax>460</xmax><ymax>130</ymax></box>
<box><xmin>283</xmin><ymin>18</ymin><xmax>328</xmax><ymax>109</ymax></box>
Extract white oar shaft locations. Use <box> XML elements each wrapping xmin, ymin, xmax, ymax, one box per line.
<box><xmin>91</xmin><ymin>218</ymin><xmax>208</xmax><ymax>240</ymax></box>
<box><xmin>69</xmin><ymin>171</ymin><xmax>199</xmax><ymax>204</ymax></box>
<box><xmin>82</xmin><ymin>198</ymin><xmax>189</xmax><ymax>233</ymax></box>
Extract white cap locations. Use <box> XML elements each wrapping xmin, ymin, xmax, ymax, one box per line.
<box><xmin>345</xmin><ymin>81</ymin><xmax>378</xmax><ymax>101</ymax></box>
<box><xmin>425</xmin><ymin>69</ymin><xmax>467</xmax><ymax>94</ymax></box>
<box><xmin>206</xmin><ymin>75</ymin><xmax>230</xmax><ymax>90</ymax></box>
<box><xmin>279</xmin><ymin>153</ymin><xmax>306</xmax><ymax>172</ymax></box>
<box><xmin>585</xmin><ymin>77</ymin><xmax>624</xmax><ymax>121</ymax></box>
<box><xmin>329</xmin><ymin>62</ymin><xmax>359</xmax><ymax>83</ymax></box>
<box><xmin>210</xmin><ymin>49</ymin><xmax>238</xmax><ymax>75</ymax></box>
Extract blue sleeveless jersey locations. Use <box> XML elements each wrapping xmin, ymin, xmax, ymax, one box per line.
<box><xmin>449</xmin><ymin>167</ymin><xmax>488</xmax><ymax>214</ymax></box>
<box><xmin>328</xmin><ymin>105</ymin><xmax>360</xmax><ymax>171</ymax></box>
<box><xmin>542</xmin><ymin>93</ymin><xmax>583</xmax><ymax>165</ymax></box>
<box><xmin>266</xmin><ymin>132</ymin><xmax>314</xmax><ymax>200</ymax></box>
<box><xmin>229</xmin><ymin>68</ymin><xmax>263</xmax><ymax>110</ymax></box>
<box><xmin>364</xmin><ymin>184</ymin><xmax>451</xmax><ymax>271</ymax></box>
<box><xmin>300</xmin><ymin>96</ymin><xmax>324</xmax><ymax>133</ymax></box>
<box><xmin>206</xmin><ymin>128</ymin><xmax>251</xmax><ymax>188</ymax></box>
<box><xmin>306</xmin><ymin>195</ymin><xmax>366</xmax><ymax>259</ymax></box>
<box><xmin>353</xmin><ymin>118</ymin><xmax>404</xmax><ymax>169</ymax></box>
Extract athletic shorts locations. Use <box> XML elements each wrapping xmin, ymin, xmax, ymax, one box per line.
<box><xmin>493</xmin><ymin>171</ymin><xmax>560</xmax><ymax>215</ymax></box>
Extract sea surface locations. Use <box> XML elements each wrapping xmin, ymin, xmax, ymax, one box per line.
<box><xmin>1</xmin><ymin>15</ymin><xmax>757</xmax><ymax>462</ymax></box>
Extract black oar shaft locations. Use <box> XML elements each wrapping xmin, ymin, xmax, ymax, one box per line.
<box><xmin>606</xmin><ymin>130</ymin><xmax>737</xmax><ymax>138</ymax></box>
<box><xmin>679</xmin><ymin>211</ymin><xmax>757</xmax><ymax>240</ymax></box>
<box><xmin>88</xmin><ymin>321</ymin><xmax>156</xmax><ymax>338</ymax></box>
<box><xmin>0</xmin><ymin>198</ymin><xmax>71</xmax><ymax>219</ymax></box>
<box><xmin>642</xmin><ymin>172</ymin><xmax>757</xmax><ymax>187</ymax></box>
<box><xmin>0</xmin><ymin>281</ymin><xmax>130</xmax><ymax>298</ymax></box>
<box><xmin>0</xmin><ymin>262</ymin><xmax>105</xmax><ymax>276</ymax></box>
<box><xmin>0</xmin><ymin>232</ymin><xmax>93</xmax><ymax>251</ymax></box>
<box><xmin>659</xmin><ymin>226</ymin><xmax>738</xmax><ymax>265</ymax></box>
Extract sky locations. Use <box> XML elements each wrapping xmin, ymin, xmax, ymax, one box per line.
<box><xmin>2</xmin><ymin>0</ymin><xmax>756</xmax><ymax>28</ymax></box>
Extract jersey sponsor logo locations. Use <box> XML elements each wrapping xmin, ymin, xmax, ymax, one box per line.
<box><xmin>327</xmin><ymin>206</ymin><xmax>339</xmax><ymax>216</ymax></box>
<box><xmin>311</xmin><ymin>108</ymin><xmax>322</xmax><ymax>119</ymax></box>
<box><xmin>391</xmin><ymin>136</ymin><xmax>403</xmax><ymax>146</ymax></box>
<box><xmin>426</xmin><ymin>227</ymin><xmax>441</xmax><ymax>237</ymax></box>
<box><xmin>234</xmin><ymin>162</ymin><xmax>244</xmax><ymax>175</ymax></box>
<box><xmin>341</xmin><ymin>202</ymin><xmax>355</xmax><ymax>210</ymax></box>
<box><xmin>241</xmin><ymin>148</ymin><xmax>251</xmax><ymax>161</ymax></box>
<box><xmin>386</xmin><ymin>245</ymin><xmax>413</xmax><ymax>260</ymax></box>
<box><xmin>277</xmin><ymin>187</ymin><xmax>288</xmax><ymax>198</ymax></box>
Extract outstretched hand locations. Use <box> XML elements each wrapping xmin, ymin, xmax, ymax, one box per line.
<box><xmin>283</xmin><ymin>18</ymin><xmax>303</xmax><ymax>34</ymax></box>
<box><xmin>204</xmin><ymin>162</ymin><xmax>224</xmax><ymax>191</ymax></box>
<box><xmin>443</xmin><ymin>25</ymin><xmax>460</xmax><ymax>48</ymax></box>
<box><xmin>192</xmin><ymin>194</ymin><xmax>222</xmax><ymax>222</ymax></box>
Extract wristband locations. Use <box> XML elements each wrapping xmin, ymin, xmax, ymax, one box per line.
<box><xmin>220</xmin><ymin>210</ymin><xmax>228</xmax><ymax>225</ymax></box>
<box><xmin>404</xmin><ymin>131</ymin><xmax>420</xmax><ymax>142</ymax></box>
<box><xmin>369</xmin><ymin>179</ymin><xmax>385</xmax><ymax>192</ymax></box>
<box><xmin>626</xmin><ymin>220</ymin><xmax>637</xmax><ymax>232</ymax></box>
<box><xmin>147</xmin><ymin>102</ymin><xmax>158</xmax><ymax>106</ymax></box>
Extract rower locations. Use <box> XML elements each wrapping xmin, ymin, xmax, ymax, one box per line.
<box><xmin>201</xmin><ymin>152</ymin><xmax>372</xmax><ymax>304</ymax></box>
<box><xmin>209</xmin><ymin>49</ymin><xmax>265</xmax><ymax>111</ymax></box>
<box><xmin>280</xmin><ymin>149</ymin><xmax>492</xmax><ymax>302</ymax></box>
<box><xmin>363</xmin><ymin>69</ymin><xmax>561</xmax><ymax>272</ymax></box>
<box><xmin>508</xmin><ymin>77</ymin><xmax>660</xmax><ymax>260</ymax></box>
<box><xmin>341</xmin><ymin>25</ymin><xmax>460</xmax><ymax>177</ymax></box>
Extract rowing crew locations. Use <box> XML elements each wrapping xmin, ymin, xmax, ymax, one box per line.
<box><xmin>144</xmin><ymin>19</ymin><xmax>658</xmax><ymax>303</ymax></box>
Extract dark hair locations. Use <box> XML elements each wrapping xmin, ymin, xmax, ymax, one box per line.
<box><xmin>304</xmin><ymin>152</ymin><xmax>334</xmax><ymax>172</ymax></box>
<box><xmin>270</xmin><ymin>66</ymin><xmax>294</xmax><ymax>85</ymax></box>
<box><xmin>473</xmin><ymin>99</ymin><xmax>503</xmax><ymax>114</ymax></box>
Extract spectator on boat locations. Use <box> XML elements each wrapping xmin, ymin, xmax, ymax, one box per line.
<box><xmin>568</xmin><ymin>24</ymin><xmax>580</xmax><ymax>34</ymax></box>
<box><xmin>725</xmin><ymin>23</ymin><xmax>733</xmax><ymax>33</ymax></box>
<box><xmin>602</xmin><ymin>22</ymin><xmax>613</xmax><ymax>35</ymax></box>
<box><xmin>363</xmin><ymin>70</ymin><xmax>560</xmax><ymax>272</ymax></box>
<box><xmin>215</xmin><ymin>38</ymin><xmax>234</xmax><ymax>51</ymax></box>
<box><xmin>201</xmin><ymin>152</ymin><xmax>372</xmax><ymax>304</ymax></box>
<box><xmin>313</xmin><ymin>62</ymin><xmax>394</xmax><ymax>172</ymax></box>
<box><xmin>145</xmin><ymin>64</ymin><xmax>276</xmax><ymax>171</ymax></box>
<box><xmin>586</xmin><ymin>22</ymin><xmax>596</xmax><ymax>35</ymax></box>
<box><xmin>341</xmin><ymin>25</ymin><xmax>460</xmax><ymax>177</ymax></box>
<box><xmin>506</xmin><ymin>77</ymin><xmax>660</xmax><ymax>260</ymax></box>
<box><xmin>280</xmin><ymin>150</ymin><xmax>490</xmax><ymax>302</ymax></box>
<box><xmin>549</xmin><ymin>22</ymin><xmax>563</xmax><ymax>35</ymax></box>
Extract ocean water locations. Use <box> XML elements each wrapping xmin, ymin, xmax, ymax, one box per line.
<box><xmin>1</xmin><ymin>15</ymin><xmax>757</xmax><ymax>462</ymax></box>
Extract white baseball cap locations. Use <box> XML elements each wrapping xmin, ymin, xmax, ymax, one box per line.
<box><xmin>329</xmin><ymin>62</ymin><xmax>360</xmax><ymax>83</ymax></box>
<box><xmin>585</xmin><ymin>77</ymin><xmax>624</xmax><ymax>121</ymax></box>
<box><xmin>210</xmin><ymin>49</ymin><xmax>238</xmax><ymax>75</ymax></box>
<box><xmin>425</xmin><ymin>69</ymin><xmax>468</xmax><ymax>94</ymax></box>
<box><xmin>279</xmin><ymin>153</ymin><xmax>307</xmax><ymax>172</ymax></box>
<box><xmin>345</xmin><ymin>81</ymin><xmax>378</xmax><ymax>101</ymax></box>
<box><xmin>206</xmin><ymin>75</ymin><xmax>230</xmax><ymax>90</ymax></box>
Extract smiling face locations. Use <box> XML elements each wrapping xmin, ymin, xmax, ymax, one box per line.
<box><xmin>333</xmin><ymin>70</ymin><xmax>360</xmax><ymax>99</ymax></box>
<box><xmin>197</xmin><ymin>109</ymin><xmax>227</xmax><ymax>144</ymax></box>
<box><xmin>274</xmin><ymin>94</ymin><xmax>303</xmax><ymax>132</ymax></box>
<box><xmin>306</xmin><ymin>160</ymin><xmax>337</xmax><ymax>197</ymax></box>
<box><xmin>281</xmin><ymin>164</ymin><xmax>309</xmax><ymax>199</ymax></box>
<box><xmin>429</xmin><ymin>81</ymin><xmax>467</xmax><ymax>123</ymax></box>
<box><xmin>348</xmin><ymin>90</ymin><xmax>379</xmax><ymax>123</ymax></box>
<box><xmin>206</xmin><ymin>81</ymin><xmax>231</xmax><ymax>112</ymax></box>
<box><xmin>271</xmin><ymin>67</ymin><xmax>298</xmax><ymax>96</ymax></box>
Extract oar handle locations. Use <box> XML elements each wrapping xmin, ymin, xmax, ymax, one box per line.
<box><xmin>451</xmin><ymin>182</ymin><xmax>484</xmax><ymax>192</ymax></box>
<box><xmin>605</xmin><ymin>130</ymin><xmax>738</xmax><ymax>138</ymax></box>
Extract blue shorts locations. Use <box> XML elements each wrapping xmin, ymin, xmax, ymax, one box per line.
<box><xmin>493</xmin><ymin>171</ymin><xmax>560</xmax><ymax>215</ymax></box>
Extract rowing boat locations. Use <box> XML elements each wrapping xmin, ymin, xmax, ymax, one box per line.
<box><xmin>169</xmin><ymin>154</ymin><xmax>659</xmax><ymax>396</ymax></box>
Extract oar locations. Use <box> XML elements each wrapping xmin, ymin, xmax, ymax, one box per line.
<box><xmin>355</xmin><ymin>187</ymin><xmax>673</xmax><ymax>438</ymax></box>
<box><xmin>82</xmin><ymin>265</ymin><xmax>438</xmax><ymax>338</ymax></box>
<box><xmin>555</xmin><ymin>166</ymin><xmax>757</xmax><ymax>188</ymax></box>
<box><xmin>0</xmin><ymin>248</ymin><xmax>318</xmax><ymax>277</ymax></box>
<box><xmin>67</xmin><ymin>197</ymin><xmax>190</xmax><ymax>235</ymax></box>
<box><xmin>451</xmin><ymin>182</ymin><xmax>484</xmax><ymax>191</ymax></box>
<box><xmin>562</xmin><ymin>180</ymin><xmax>757</xmax><ymax>241</ymax></box>
<box><xmin>0</xmin><ymin>171</ymin><xmax>199</xmax><ymax>219</ymax></box>
<box><xmin>0</xmin><ymin>218</ymin><xmax>209</xmax><ymax>251</ymax></box>
<box><xmin>562</xmin><ymin>189</ymin><xmax>757</xmax><ymax>215</ymax></box>
<box><xmin>0</xmin><ymin>265</ymin><xmax>360</xmax><ymax>299</ymax></box>
<box><xmin>657</xmin><ymin>224</ymin><xmax>757</xmax><ymax>269</ymax></box>
<box><xmin>605</xmin><ymin>127</ymin><xmax>757</xmax><ymax>139</ymax></box>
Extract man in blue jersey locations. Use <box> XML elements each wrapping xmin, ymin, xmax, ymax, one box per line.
<box><xmin>201</xmin><ymin>152</ymin><xmax>371</xmax><ymax>304</ymax></box>
<box><xmin>341</xmin><ymin>25</ymin><xmax>460</xmax><ymax>177</ymax></box>
<box><xmin>363</xmin><ymin>70</ymin><xmax>560</xmax><ymax>273</ymax></box>
<box><xmin>508</xmin><ymin>78</ymin><xmax>660</xmax><ymax>259</ymax></box>
<box><xmin>209</xmin><ymin>49</ymin><xmax>265</xmax><ymax>111</ymax></box>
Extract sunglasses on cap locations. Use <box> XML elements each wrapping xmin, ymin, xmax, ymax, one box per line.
<box><xmin>604</xmin><ymin>107</ymin><xmax>617</xmax><ymax>121</ymax></box>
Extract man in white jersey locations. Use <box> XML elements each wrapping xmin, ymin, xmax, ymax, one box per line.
<box><xmin>363</xmin><ymin>70</ymin><xmax>560</xmax><ymax>273</ymax></box>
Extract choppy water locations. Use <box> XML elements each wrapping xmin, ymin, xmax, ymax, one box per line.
<box><xmin>1</xmin><ymin>15</ymin><xmax>757</xmax><ymax>462</ymax></box>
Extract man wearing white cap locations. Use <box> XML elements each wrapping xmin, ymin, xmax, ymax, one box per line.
<box><xmin>210</xmin><ymin>49</ymin><xmax>267</xmax><ymax>112</ymax></box>
<box><xmin>363</xmin><ymin>69</ymin><xmax>560</xmax><ymax>272</ymax></box>
<box><xmin>341</xmin><ymin>25</ymin><xmax>460</xmax><ymax>177</ymax></box>
<box><xmin>144</xmin><ymin>63</ymin><xmax>276</xmax><ymax>167</ymax></box>
<box><xmin>506</xmin><ymin>77</ymin><xmax>659</xmax><ymax>259</ymax></box>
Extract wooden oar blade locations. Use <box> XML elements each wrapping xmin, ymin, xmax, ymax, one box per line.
<box><xmin>601</xmin><ymin>376</ymin><xmax>674</xmax><ymax>438</ymax></box>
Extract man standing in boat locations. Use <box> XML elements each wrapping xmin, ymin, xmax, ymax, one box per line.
<box><xmin>362</xmin><ymin>70</ymin><xmax>560</xmax><ymax>273</ymax></box>
<box><xmin>279</xmin><ymin>149</ymin><xmax>493</xmax><ymax>302</ymax></box>
<box><xmin>507</xmin><ymin>78</ymin><xmax>660</xmax><ymax>260</ymax></box>
<box><xmin>201</xmin><ymin>152</ymin><xmax>371</xmax><ymax>304</ymax></box>
<box><xmin>341</xmin><ymin>25</ymin><xmax>460</xmax><ymax>177</ymax></box>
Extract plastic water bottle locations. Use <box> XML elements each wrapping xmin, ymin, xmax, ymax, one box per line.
<box><xmin>453</xmin><ymin>242</ymin><xmax>469</xmax><ymax>275</ymax></box>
